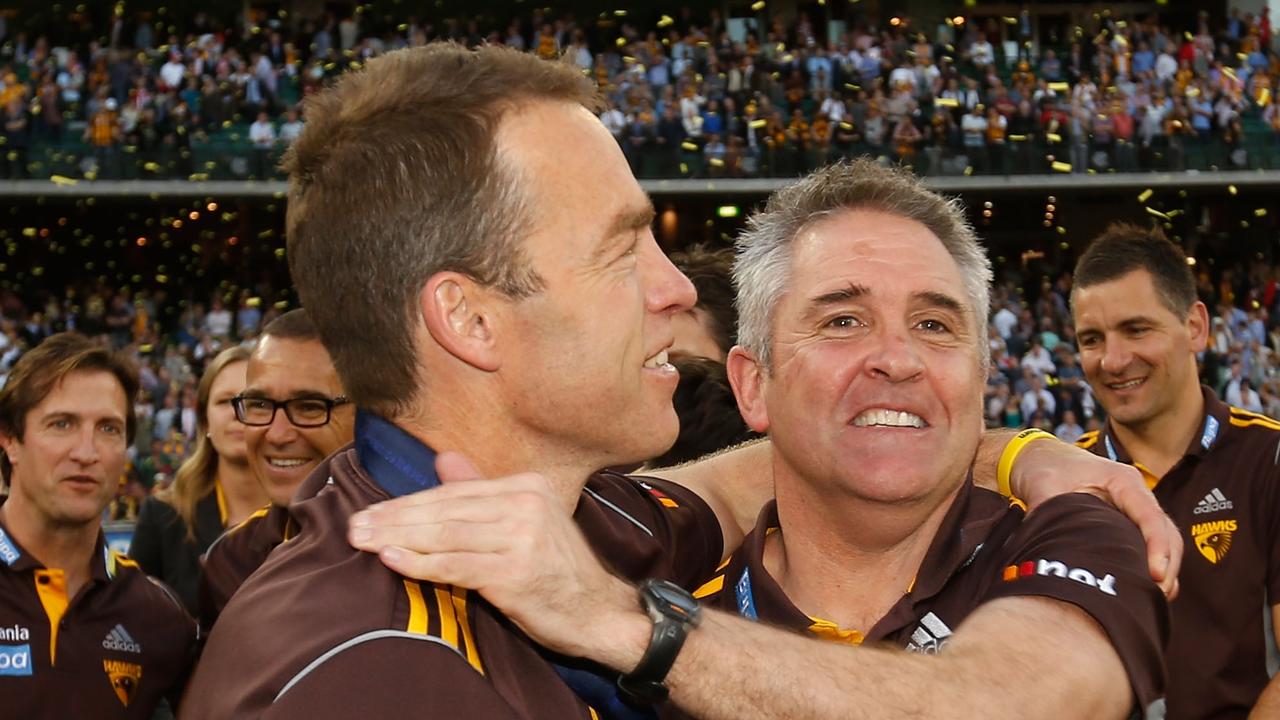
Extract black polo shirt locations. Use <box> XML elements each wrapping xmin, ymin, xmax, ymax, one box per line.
<box><xmin>0</xmin><ymin>501</ymin><xmax>198</xmax><ymax>718</ymax></box>
<box><xmin>1078</xmin><ymin>386</ymin><xmax>1280</xmax><ymax>719</ymax></box>
<box><xmin>679</xmin><ymin>485</ymin><xmax>1169</xmax><ymax>718</ymax></box>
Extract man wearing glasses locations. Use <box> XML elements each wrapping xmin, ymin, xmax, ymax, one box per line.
<box><xmin>197</xmin><ymin>310</ymin><xmax>353</xmax><ymax>631</ymax></box>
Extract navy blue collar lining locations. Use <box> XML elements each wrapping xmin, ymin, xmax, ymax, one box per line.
<box><xmin>354</xmin><ymin>411</ymin><xmax>440</xmax><ymax>498</ymax></box>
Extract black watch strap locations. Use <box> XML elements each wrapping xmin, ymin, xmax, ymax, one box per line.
<box><xmin>616</xmin><ymin>579</ymin><xmax>701</xmax><ymax>706</ymax></box>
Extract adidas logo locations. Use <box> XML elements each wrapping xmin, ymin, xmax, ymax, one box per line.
<box><xmin>102</xmin><ymin>624</ymin><xmax>142</xmax><ymax>654</ymax></box>
<box><xmin>905</xmin><ymin>612</ymin><xmax>952</xmax><ymax>654</ymax></box>
<box><xmin>1194</xmin><ymin>488</ymin><xmax>1234</xmax><ymax>515</ymax></box>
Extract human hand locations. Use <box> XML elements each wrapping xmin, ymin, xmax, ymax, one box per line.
<box><xmin>348</xmin><ymin>452</ymin><xmax>650</xmax><ymax>668</ymax></box>
<box><xmin>1010</xmin><ymin>439</ymin><xmax>1181</xmax><ymax>598</ymax></box>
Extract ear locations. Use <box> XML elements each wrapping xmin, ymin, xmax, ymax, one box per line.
<box><xmin>419</xmin><ymin>272</ymin><xmax>502</xmax><ymax>373</ymax></box>
<box><xmin>0</xmin><ymin>431</ymin><xmax>18</xmax><ymax>469</ymax></box>
<box><xmin>725</xmin><ymin>345</ymin><xmax>771</xmax><ymax>433</ymax></box>
<box><xmin>1186</xmin><ymin>300</ymin><xmax>1210</xmax><ymax>354</ymax></box>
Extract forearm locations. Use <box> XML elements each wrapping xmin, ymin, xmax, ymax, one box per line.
<box><xmin>1249</xmin><ymin>673</ymin><xmax>1280</xmax><ymax>719</ymax></box>
<box><xmin>648</xmin><ymin>438</ymin><xmax>773</xmax><ymax>553</ymax></box>
<box><xmin>589</xmin><ymin>590</ymin><xmax>1129</xmax><ymax>720</ymax></box>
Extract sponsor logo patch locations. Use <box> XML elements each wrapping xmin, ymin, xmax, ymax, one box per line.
<box><xmin>1193</xmin><ymin>488</ymin><xmax>1234</xmax><ymax>515</ymax></box>
<box><xmin>1002</xmin><ymin>558</ymin><xmax>1118</xmax><ymax>596</ymax></box>
<box><xmin>0</xmin><ymin>624</ymin><xmax>29</xmax><ymax>642</ymax></box>
<box><xmin>1191</xmin><ymin>519</ymin><xmax>1237</xmax><ymax>564</ymax></box>
<box><xmin>102</xmin><ymin>624</ymin><xmax>142</xmax><ymax>654</ymax></box>
<box><xmin>0</xmin><ymin>527</ymin><xmax>20</xmax><ymax>566</ymax></box>
<box><xmin>0</xmin><ymin>644</ymin><xmax>32</xmax><ymax>676</ymax></box>
<box><xmin>103</xmin><ymin>659</ymin><xmax>142</xmax><ymax>707</ymax></box>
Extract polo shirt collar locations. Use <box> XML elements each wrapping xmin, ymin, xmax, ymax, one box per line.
<box><xmin>1100</xmin><ymin>385</ymin><xmax>1229</xmax><ymax>466</ymax></box>
<box><xmin>353</xmin><ymin>410</ymin><xmax>441</xmax><ymax>498</ymax></box>
<box><xmin>731</xmin><ymin>481</ymin><xmax>1010</xmax><ymax>642</ymax></box>
<box><xmin>0</xmin><ymin>496</ymin><xmax>112</xmax><ymax>582</ymax></box>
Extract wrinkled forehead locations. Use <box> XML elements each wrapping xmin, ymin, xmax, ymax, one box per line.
<box><xmin>247</xmin><ymin>337</ymin><xmax>343</xmax><ymax>397</ymax></box>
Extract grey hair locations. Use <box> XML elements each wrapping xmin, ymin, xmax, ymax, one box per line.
<box><xmin>733</xmin><ymin>159</ymin><xmax>993</xmax><ymax>372</ymax></box>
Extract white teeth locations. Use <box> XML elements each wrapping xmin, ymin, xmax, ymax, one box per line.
<box><xmin>644</xmin><ymin>349</ymin><xmax>670</xmax><ymax>369</ymax></box>
<box><xmin>267</xmin><ymin>458</ymin><xmax>307</xmax><ymax>468</ymax></box>
<box><xmin>1110</xmin><ymin>378</ymin><xmax>1143</xmax><ymax>390</ymax></box>
<box><xmin>852</xmin><ymin>408</ymin><xmax>926</xmax><ymax>428</ymax></box>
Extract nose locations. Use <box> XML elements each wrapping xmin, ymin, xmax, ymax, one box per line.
<box><xmin>263</xmin><ymin>409</ymin><xmax>300</xmax><ymax>446</ymax></box>
<box><xmin>864</xmin><ymin>326</ymin><xmax>926</xmax><ymax>383</ymax></box>
<box><xmin>69</xmin><ymin>427</ymin><xmax>100</xmax><ymax>465</ymax></box>
<box><xmin>1098</xmin><ymin>336</ymin><xmax>1132</xmax><ymax>376</ymax></box>
<box><xmin>643</xmin><ymin>235</ymin><xmax>697</xmax><ymax>315</ymax></box>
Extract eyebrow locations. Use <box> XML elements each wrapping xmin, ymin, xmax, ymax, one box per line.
<box><xmin>595</xmin><ymin>202</ymin><xmax>657</xmax><ymax>258</ymax></box>
<box><xmin>239</xmin><ymin>389</ymin><xmax>332</xmax><ymax>401</ymax></box>
<box><xmin>803</xmin><ymin>284</ymin><xmax>869</xmax><ymax>320</ymax></box>
<box><xmin>912</xmin><ymin>290</ymin><xmax>967</xmax><ymax>317</ymax></box>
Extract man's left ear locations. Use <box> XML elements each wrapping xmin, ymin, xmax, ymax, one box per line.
<box><xmin>1187</xmin><ymin>301</ymin><xmax>1210</xmax><ymax>353</ymax></box>
<box><xmin>419</xmin><ymin>272</ymin><xmax>502</xmax><ymax>372</ymax></box>
<box><xmin>726</xmin><ymin>346</ymin><xmax>771</xmax><ymax>433</ymax></box>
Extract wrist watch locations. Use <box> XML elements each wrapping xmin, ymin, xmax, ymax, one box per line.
<box><xmin>616</xmin><ymin>579</ymin><xmax>702</xmax><ymax>705</ymax></box>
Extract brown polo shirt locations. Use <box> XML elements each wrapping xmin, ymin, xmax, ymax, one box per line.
<box><xmin>183</xmin><ymin>442</ymin><xmax>723</xmax><ymax>718</ymax></box>
<box><xmin>196</xmin><ymin>502</ymin><xmax>295</xmax><ymax>634</ymax></box>
<box><xmin>678</xmin><ymin>485</ymin><xmax>1168</xmax><ymax>718</ymax></box>
<box><xmin>1078</xmin><ymin>386</ymin><xmax>1280</xmax><ymax>719</ymax></box>
<box><xmin>0</xmin><ymin>500</ymin><xmax>198</xmax><ymax>718</ymax></box>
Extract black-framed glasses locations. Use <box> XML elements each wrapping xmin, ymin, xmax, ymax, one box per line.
<box><xmin>231</xmin><ymin>395</ymin><xmax>349</xmax><ymax>428</ymax></box>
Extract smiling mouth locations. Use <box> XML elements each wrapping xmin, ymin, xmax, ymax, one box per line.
<box><xmin>265</xmin><ymin>458</ymin><xmax>311</xmax><ymax>469</ymax></box>
<box><xmin>852</xmin><ymin>408</ymin><xmax>928</xmax><ymax>428</ymax></box>
<box><xmin>643</xmin><ymin>349</ymin><xmax>671</xmax><ymax>369</ymax></box>
<box><xmin>1106</xmin><ymin>377</ymin><xmax>1146</xmax><ymax>391</ymax></box>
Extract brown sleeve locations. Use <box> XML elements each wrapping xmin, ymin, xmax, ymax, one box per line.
<box><xmin>263</xmin><ymin>635</ymin><xmax>522</xmax><ymax>718</ymax></box>
<box><xmin>578</xmin><ymin>472</ymin><xmax>724</xmax><ymax>589</ymax></box>
<box><xmin>985</xmin><ymin>494</ymin><xmax>1169</xmax><ymax>711</ymax></box>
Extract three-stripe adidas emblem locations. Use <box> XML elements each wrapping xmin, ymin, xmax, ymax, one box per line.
<box><xmin>906</xmin><ymin>612</ymin><xmax>952</xmax><ymax>654</ymax></box>
<box><xmin>1193</xmin><ymin>488</ymin><xmax>1234</xmax><ymax>515</ymax></box>
<box><xmin>102</xmin><ymin>624</ymin><xmax>142</xmax><ymax>653</ymax></box>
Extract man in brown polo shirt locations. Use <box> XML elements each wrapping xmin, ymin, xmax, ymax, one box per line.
<box><xmin>353</xmin><ymin>160</ymin><xmax>1169</xmax><ymax>719</ymax></box>
<box><xmin>197</xmin><ymin>309</ymin><xmax>354</xmax><ymax>632</ymax></box>
<box><xmin>187</xmin><ymin>44</ymin><xmax>1175</xmax><ymax>719</ymax></box>
<box><xmin>0</xmin><ymin>333</ymin><xmax>196</xmax><ymax>718</ymax></box>
<box><xmin>1072</xmin><ymin>223</ymin><xmax>1280</xmax><ymax>719</ymax></box>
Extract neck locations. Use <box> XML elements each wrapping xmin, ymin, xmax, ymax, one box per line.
<box><xmin>1110</xmin><ymin>379</ymin><xmax>1205</xmax><ymax>478</ymax></box>
<box><xmin>764</xmin><ymin>469</ymin><xmax>962</xmax><ymax>633</ymax></box>
<box><xmin>0</xmin><ymin>494</ymin><xmax>98</xmax><ymax>598</ymax></box>
<box><xmin>215</xmin><ymin>458</ymin><xmax>268</xmax><ymax>526</ymax></box>
<box><xmin>391</xmin><ymin>397</ymin><xmax>599</xmax><ymax>514</ymax></box>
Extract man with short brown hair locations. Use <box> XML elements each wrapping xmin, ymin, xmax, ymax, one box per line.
<box><xmin>0</xmin><ymin>333</ymin><xmax>196</xmax><ymax>718</ymax></box>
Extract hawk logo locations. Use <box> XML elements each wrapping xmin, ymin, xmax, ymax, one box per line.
<box><xmin>103</xmin><ymin>659</ymin><xmax>142</xmax><ymax>706</ymax></box>
<box><xmin>1193</xmin><ymin>488</ymin><xmax>1234</xmax><ymax>515</ymax></box>
<box><xmin>1191</xmin><ymin>519</ymin><xmax>1237</xmax><ymax>564</ymax></box>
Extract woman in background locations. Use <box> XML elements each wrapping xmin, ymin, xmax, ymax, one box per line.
<box><xmin>130</xmin><ymin>345</ymin><xmax>265</xmax><ymax>611</ymax></box>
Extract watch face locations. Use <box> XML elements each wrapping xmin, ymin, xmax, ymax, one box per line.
<box><xmin>648</xmin><ymin>580</ymin><xmax>699</xmax><ymax>622</ymax></box>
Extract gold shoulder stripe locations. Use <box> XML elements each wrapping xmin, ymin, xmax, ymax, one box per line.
<box><xmin>1230</xmin><ymin>416</ymin><xmax>1280</xmax><ymax>432</ymax></box>
<box><xmin>693</xmin><ymin>574</ymin><xmax>725</xmax><ymax>599</ymax></box>
<box><xmin>1075</xmin><ymin>431</ymin><xmax>1099</xmax><ymax>449</ymax></box>
<box><xmin>450</xmin><ymin>587</ymin><xmax>485</xmax><ymax>675</ymax></box>
<box><xmin>404</xmin><ymin>580</ymin><xmax>429</xmax><ymax>635</ymax></box>
<box><xmin>403</xmin><ymin>580</ymin><xmax>485</xmax><ymax>674</ymax></box>
<box><xmin>714</xmin><ymin>554</ymin><xmax>732</xmax><ymax>572</ymax></box>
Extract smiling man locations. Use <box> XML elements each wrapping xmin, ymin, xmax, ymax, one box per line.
<box><xmin>1072</xmin><ymin>224</ymin><xmax>1280</xmax><ymax>719</ymax></box>
<box><xmin>0</xmin><ymin>333</ymin><xmax>195</xmax><ymax>718</ymax></box>
<box><xmin>354</xmin><ymin>161</ymin><xmax>1171</xmax><ymax>720</ymax></box>
<box><xmin>196</xmin><ymin>309</ymin><xmax>354</xmax><ymax>631</ymax></box>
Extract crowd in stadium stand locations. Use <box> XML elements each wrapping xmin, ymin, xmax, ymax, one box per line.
<box><xmin>0</xmin><ymin>241</ymin><xmax>1278</xmax><ymax>520</ymax></box>
<box><xmin>1</xmin><ymin>7</ymin><xmax>1279</xmax><ymax>179</ymax></box>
